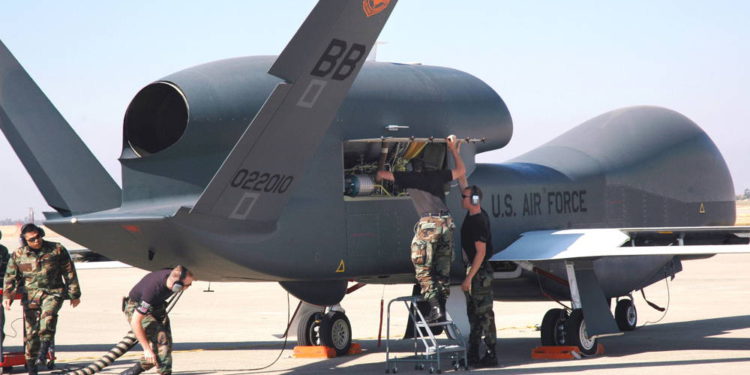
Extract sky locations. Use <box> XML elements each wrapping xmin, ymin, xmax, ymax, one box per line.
<box><xmin>0</xmin><ymin>0</ymin><xmax>749</xmax><ymax>220</ymax></box>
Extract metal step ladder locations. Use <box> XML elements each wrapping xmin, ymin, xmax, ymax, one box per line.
<box><xmin>385</xmin><ymin>295</ymin><xmax>468</xmax><ymax>373</ymax></box>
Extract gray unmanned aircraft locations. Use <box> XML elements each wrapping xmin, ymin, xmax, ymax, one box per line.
<box><xmin>1</xmin><ymin>0</ymin><xmax>749</xmax><ymax>357</ymax></box>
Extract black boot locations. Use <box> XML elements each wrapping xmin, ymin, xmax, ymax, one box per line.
<box><xmin>35</xmin><ymin>340</ymin><xmax>51</xmax><ymax>367</ymax></box>
<box><xmin>467</xmin><ymin>342</ymin><xmax>480</xmax><ymax>367</ymax></box>
<box><xmin>438</xmin><ymin>295</ymin><xmax>448</xmax><ymax>322</ymax></box>
<box><xmin>26</xmin><ymin>360</ymin><xmax>38</xmax><ymax>375</ymax></box>
<box><xmin>477</xmin><ymin>347</ymin><xmax>498</xmax><ymax>367</ymax></box>
<box><xmin>424</xmin><ymin>297</ymin><xmax>443</xmax><ymax>323</ymax></box>
<box><xmin>120</xmin><ymin>363</ymin><xmax>145</xmax><ymax>375</ymax></box>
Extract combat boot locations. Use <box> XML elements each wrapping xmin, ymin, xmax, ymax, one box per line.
<box><xmin>467</xmin><ymin>342</ymin><xmax>480</xmax><ymax>367</ymax></box>
<box><xmin>35</xmin><ymin>340</ymin><xmax>51</xmax><ymax>367</ymax></box>
<box><xmin>477</xmin><ymin>347</ymin><xmax>498</xmax><ymax>367</ymax></box>
<box><xmin>438</xmin><ymin>294</ymin><xmax>448</xmax><ymax>322</ymax></box>
<box><xmin>26</xmin><ymin>360</ymin><xmax>38</xmax><ymax>375</ymax></box>
<box><xmin>424</xmin><ymin>297</ymin><xmax>443</xmax><ymax>323</ymax></box>
<box><xmin>120</xmin><ymin>363</ymin><xmax>145</xmax><ymax>375</ymax></box>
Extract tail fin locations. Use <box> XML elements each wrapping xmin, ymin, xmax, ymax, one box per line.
<box><xmin>0</xmin><ymin>40</ymin><xmax>121</xmax><ymax>215</ymax></box>
<box><xmin>190</xmin><ymin>0</ymin><xmax>397</xmax><ymax>225</ymax></box>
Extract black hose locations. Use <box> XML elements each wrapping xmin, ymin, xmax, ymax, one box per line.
<box><xmin>57</xmin><ymin>291</ymin><xmax>184</xmax><ymax>375</ymax></box>
<box><xmin>58</xmin><ymin>331</ymin><xmax>137</xmax><ymax>375</ymax></box>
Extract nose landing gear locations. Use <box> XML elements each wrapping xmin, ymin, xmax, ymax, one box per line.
<box><xmin>615</xmin><ymin>298</ymin><xmax>638</xmax><ymax>331</ymax></box>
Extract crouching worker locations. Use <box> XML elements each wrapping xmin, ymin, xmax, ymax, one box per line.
<box><xmin>121</xmin><ymin>265</ymin><xmax>195</xmax><ymax>375</ymax></box>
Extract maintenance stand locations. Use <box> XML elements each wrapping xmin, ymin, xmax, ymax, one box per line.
<box><xmin>385</xmin><ymin>296</ymin><xmax>468</xmax><ymax>373</ymax></box>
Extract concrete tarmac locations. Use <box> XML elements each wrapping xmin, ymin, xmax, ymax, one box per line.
<box><xmin>5</xmin><ymin>254</ymin><xmax>749</xmax><ymax>375</ymax></box>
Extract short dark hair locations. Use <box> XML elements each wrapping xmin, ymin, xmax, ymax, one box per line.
<box><xmin>21</xmin><ymin>223</ymin><xmax>44</xmax><ymax>237</ymax></box>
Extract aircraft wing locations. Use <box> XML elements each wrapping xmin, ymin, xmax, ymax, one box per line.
<box><xmin>490</xmin><ymin>226</ymin><xmax>750</xmax><ymax>262</ymax></box>
<box><xmin>490</xmin><ymin>226</ymin><xmax>750</xmax><ymax>339</ymax></box>
<box><xmin>190</xmin><ymin>0</ymin><xmax>397</xmax><ymax>224</ymax></box>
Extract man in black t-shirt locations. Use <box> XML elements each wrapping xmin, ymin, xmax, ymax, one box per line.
<box><xmin>121</xmin><ymin>266</ymin><xmax>195</xmax><ymax>375</ymax></box>
<box><xmin>460</xmin><ymin>185</ymin><xmax>497</xmax><ymax>367</ymax></box>
<box><xmin>377</xmin><ymin>136</ymin><xmax>465</xmax><ymax>322</ymax></box>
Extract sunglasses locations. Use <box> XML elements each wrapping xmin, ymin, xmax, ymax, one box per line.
<box><xmin>26</xmin><ymin>235</ymin><xmax>42</xmax><ymax>243</ymax></box>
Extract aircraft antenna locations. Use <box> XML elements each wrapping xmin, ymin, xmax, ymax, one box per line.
<box><xmin>369</xmin><ymin>41</ymin><xmax>388</xmax><ymax>61</ymax></box>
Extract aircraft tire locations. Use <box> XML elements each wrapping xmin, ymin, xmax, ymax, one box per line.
<box><xmin>297</xmin><ymin>310</ymin><xmax>324</xmax><ymax>346</ymax></box>
<box><xmin>320</xmin><ymin>311</ymin><xmax>352</xmax><ymax>356</ymax></box>
<box><xmin>565</xmin><ymin>309</ymin><xmax>598</xmax><ymax>355</ymax></box>
<box><xmin>540</xmin><ymin>308</ymin><xmax>568</xmax><ymax>346</ymax></box>
<box><xmin>615</xmin><ymin>298</ymin><xmax>638</xmax><ymax>331</ymax></box>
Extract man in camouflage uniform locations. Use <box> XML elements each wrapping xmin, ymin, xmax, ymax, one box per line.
<box><xmin>459</xmin><ymin>185</ymin><xmax>497</xmax><ymax>367</ymax></box>
<box><xmin>3</xmin><ymin>223</ymin><xmax>81</xmax><ymax>375</ymax></box>
<box><xmin>377</xmin><ymin>136</ymin><xmax>465</xmax><ymax>322</ymax></box>
<box><xmin>121</xmin><ymin>265</ymin><xmax>195</xmax><ymax>375</ymax></box>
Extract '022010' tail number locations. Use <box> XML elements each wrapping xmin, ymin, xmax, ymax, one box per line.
<box><xmin>231</xmin><ymin>169</ymin><xmax>294</xmax><ymax>194</ymax></box>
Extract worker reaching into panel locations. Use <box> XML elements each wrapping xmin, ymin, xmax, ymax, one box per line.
<box><xmin>377</xmin><ymin>136</ymin><xmax>465</xmax><ymax>322</ymax></box>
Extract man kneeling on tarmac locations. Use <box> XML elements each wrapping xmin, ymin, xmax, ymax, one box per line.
<box><xmin>121</xmin><ymin>265</ymin><xmax>195</xmax><ymax>375</ymax></box>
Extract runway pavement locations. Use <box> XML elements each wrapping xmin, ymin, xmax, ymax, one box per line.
<box><xmin>2</xmin><ymin>254</ymin><xmax>749</xmax><ymax>375</ymax></box>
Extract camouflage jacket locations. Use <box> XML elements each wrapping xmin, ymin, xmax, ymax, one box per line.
<box><xmin>0</xmin><ymin>244</ymin><xmax>8</xmax><ymax>279</ymax></box>
<box><xmin>3</xmin><ymin>241</ymin><xmax>81</xmax><ymax>303</ymax></box>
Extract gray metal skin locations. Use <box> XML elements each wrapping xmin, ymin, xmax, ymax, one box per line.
<box><xmin>41</xmin><ymin>58</ymin><xmax>513</xmax><ymax>304</ymax></box>
<box><xmin>2</xmin><ymin>56</ymin><xmax>734</xmax><ymax>305</ymax></box>
<box><xmin>476</xmin><ymin>106</ymin><xmax>735</xmax><ymax>301</ymax></box>
<box><xmin>0</xmin><ymin>40</ymin><xmax>122</xmax><ymax>215</ymax></box>
<box><xmin>41</xmin><ymin>56</ymin><xmax>735</xmax><ymax>306</ymax></box>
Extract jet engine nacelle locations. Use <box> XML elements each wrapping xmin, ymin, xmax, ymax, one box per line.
<box><xmin>118</xmin><ymin>56</ymin><xmax>512</xmax><ymax>204</ymax></box>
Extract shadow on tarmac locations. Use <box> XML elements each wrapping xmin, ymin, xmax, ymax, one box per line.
<box><xmin>35</xmin><ymin>315</ymin><xmax>750</xmax><ymax>374</ymax></box>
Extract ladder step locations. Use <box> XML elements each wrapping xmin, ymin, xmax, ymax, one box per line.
<box><xmin>427</xmin><ymin>345</ymin><xmax>466</xmax><ymax>355</ymax></box>
<box><xmin>416</xmin><ymin>321</ymin><xmax>455</xmax><ymax>327</ymax></box>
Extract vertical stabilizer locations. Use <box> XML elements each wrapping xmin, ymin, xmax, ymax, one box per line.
<box><xmin>191</xmin><ymin>0</ymin><xmax>397</xmax><ymax>226</ymax></box>
<box><xmin>0</xmin><ymin>40</ymin><xmax>121</xmax><ymax>215</ymax></box>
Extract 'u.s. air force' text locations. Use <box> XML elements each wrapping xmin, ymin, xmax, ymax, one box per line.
<box><xmin>490</xmin><ymin>190</ymin><xmax>588</xmax><ymax>218</ymax></box>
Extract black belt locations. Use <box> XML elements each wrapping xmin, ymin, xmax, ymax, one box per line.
<box><xmin>421</xmin><ymin>211</ymin><xmax>451</xmax><ymax>217</ymax></box>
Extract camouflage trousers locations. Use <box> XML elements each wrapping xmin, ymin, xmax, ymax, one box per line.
<box><xmin>411</xmin><ymin>215</ymin><xmax>454</xmax><ymax>301</ymax></box>
<box><xmin>23</xmin><ymin>293</ymin><xmax>62</xmax><ymax>361</ymax></box>
<box><xmin>465</xmin><ymin>264</ymin><xmax>497</xmax><ymax>351</ymax></box>
<box><xmin>125</xmin><ymin>300</ymin><xmax>172</xmax><ymax>375</ymax></box>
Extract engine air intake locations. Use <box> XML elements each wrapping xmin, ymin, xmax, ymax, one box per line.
<box><xmin>124</xmin><ymin>82</ymin><xmax>188</xmax><ymax>156</ymax></box>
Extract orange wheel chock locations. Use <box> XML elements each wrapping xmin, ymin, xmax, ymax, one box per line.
<box><xmin>531</xmin><ymin>344</ymin><xmax>605</xmax><ymax>360</ymax></box>
<box><xmin>347</xmin><ymin>342</ymin><xmax>362</xmax><ymax>355</ymax></box>
<box><xmin>293</xmin><ymin>345</ymin><xmax>336</xmax><ymax>358</ymax></box>
<box><xmin>293</xmin><ymin>342</ymin><xmax>363</xmax><ymax>358</ymax></box>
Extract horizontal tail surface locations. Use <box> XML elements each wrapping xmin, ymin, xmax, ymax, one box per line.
<box><xmin>0</xmin><ymin>40</ymin><xmax>121</xmax><ymax>215</ymax></box>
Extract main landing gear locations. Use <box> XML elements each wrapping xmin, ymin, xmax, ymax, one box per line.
<box><xmin>297</xmin><ymin>306</ymin><xmax>352</xmax><ymax>356</ymax></box>
<box><xmin>540</xmin><ymin>308</ymin><xmax>598</xmax><ymax>355</ymax></box>
<box><xmin>539</xmin><ymin>297</ymin><xmax>638</xmax><ymax>355</ymax></box>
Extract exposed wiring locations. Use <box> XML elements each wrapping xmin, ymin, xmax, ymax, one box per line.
<box><xmin>374</xmin><ymin>184</ymin><xmax>393</xmax><ymax>197</ymax></box>
<box><xmin>640</xmin><ymin>275</ymin><xmax>671</xmax><ymax>327</ymax></box>
<box><xmin>205</xmin><ymin>292</ymin><xmax>291</xmax><ymax>373</ymax></box>
<box><xmin>2</xmin><ymin>317</ymin><xmax>23</xmax><ymax>338</ymax></box>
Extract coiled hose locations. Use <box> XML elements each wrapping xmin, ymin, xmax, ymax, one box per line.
<box><xmin>60</xmin><ymin>331</ymin><xmax>137</xmax><ymax>375</ymax></box>
<box><xmin>57</xmin><ymin>291</ymin><xmax>184</xmax><ymax>375</ymax></box>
